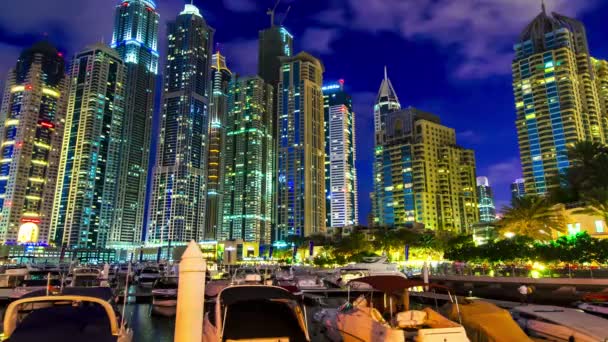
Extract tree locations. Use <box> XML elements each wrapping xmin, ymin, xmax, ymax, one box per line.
<box><xmin>497</xmin><ymin>195</ymin><xmax>567</xmax><ymax>240</ymax></box>
<box><xmin>574</xmin><ymin>187</ymin><xmax>608</xmax><ymax>225</ymax></box>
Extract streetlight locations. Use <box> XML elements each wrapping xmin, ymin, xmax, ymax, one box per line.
<box><xmin>504</xmin><ymin>232</ymin><xmax>515</xmax><ymax>239</ymax></box>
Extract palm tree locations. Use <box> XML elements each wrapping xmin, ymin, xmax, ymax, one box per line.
<box><xmin>497</xmin><ymin>195</ymin><xmax>567</xmax><ymax>240</ymax></box>
<box><xmin>557</xmin><ymin>141</ymin><xmax>608</xmax><ymax>200</ymax></box>
<box><xmin>574</xmin><ymin>187</ymin><xmax>608</xmax><ymax>225</ymax></box>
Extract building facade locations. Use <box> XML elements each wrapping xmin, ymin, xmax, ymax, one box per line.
<box><xmin>514</xmin><ymin>6</ymin><xmax>606</xmax><ymax>195</ymax></box>
<box><xmin>52</xmin><ymin>44</ymin><xmax>126</xmax><ymax>248</ymax></box>
<box><xmin>0</xmin><ymin>42</ymin><xmax>68</xmax><ymax>245</ymax></box>
<box><xmin>323</xmin><ymin>81</ymin><xmax>358</xmax><ymax>233</ymax></box>
<box><xmin>110</xmin><ymin>0</ymin><xmax>160</xmax><ymax>248</ymax></box>
<box><xmin>374</xmin><ymin>67</ymin><xmax>401</xmax><ymax>145</ymax></box>
<box><xmin>204</xmin><ymin>51</ymin><xmax>231</xmax><ymax>240</ymax></box>
<box><xmin>476</xmin><ymin>176</ymin><xmax>496</xmax><ymax>222</ymax></box>
<box><xmin>221</xmin><ymin>76</ymin><xmax>274</xmax><ymax>244</ymax></box>
<box><xmin>374</xmin><ymin>108</ymin><xmax>478</xmax><ymax>233</ymax></box>
<box><xmin>511</xmin><ymin>178</ymin><xmax>526</xmax><ymax>202</ymax></box>
<box><xmin>277</xmin><ymin>52</ymin><xmax>326</xmax><ymax>239</ymax></box>
<box><xmin>147</xmin><ymin>4</ymin><xmax>213</xmax><ymax>245</ymax></box>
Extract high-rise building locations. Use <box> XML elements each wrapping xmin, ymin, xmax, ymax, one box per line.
<box><xmin>205</xmin><ymin>51</ymin><xmax>231</xmax><ymax>241</ymax></box>
<box><xmin>323</xmin><ymin>81</ymin><xmax>358</xmax><ymax>233</ymax></box>
<box><xmin>373</xmin><ymin>108</ymin><xmax>478</xmax><ymax>232</ymax></box>
<box><xmin>52</xmin><ymin>44</ymin><xmax>126</xmax><ymax>248</ymax></box>
<box><xmin>476</xmin><ymin>176</ymin><xmax>496</xmax><ymax>222</ymax></box>
<box><xmin>374</xmin><ymin>67</ymin><xmax>401</xmax><ymax>145</ymax></box>
<box><xmin>221</xmin><ymin>76</ymin><xmax>274</xmax><ymax>244</ymax></box>
<box><xmin>0</xmin><ymin>42</ymin><xmax>67</xmax><ymax>245</ymax></box>
<box><xmin>514</xmin><ymin>5</ymin><xmax>606</xmax><ymax>195</ymax></box>
<box><xmin>277</xmin><ymin>52</ymin><xmax>326</xmax><ymax>239</ymax></box>
<box><xmin>147</xmin><ymin>4</ymin><xmax>213</xmax><ymax>245</ymax></box>
<box><xmin>511</xmin><ymin>178</ymin><xmax>526</xmax><ymax>202</ymax></box>
<box><xmin>110</xmin><ymin>0</ymin><xmax>159</xmax><ymax>248</ymax></box>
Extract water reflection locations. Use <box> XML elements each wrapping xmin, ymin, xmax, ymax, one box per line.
<box><xmin>125</xmin><ymin>304</ymin><xmax>174</xmax><ymax>342</ymax></box>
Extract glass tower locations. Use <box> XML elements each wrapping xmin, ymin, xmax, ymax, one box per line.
<box><xmin>514</xmin><ymin>5</ymin><xmax>605</xmax><ymax>195</ymax></box>
<box><xmin>147</xmin><ymin>4</ymin><xmax>213</xmax><ymax>245</ymax></box>
<box><xmin>221</xmin><ymin>76</ymin><xmax>274</xmax><ymax>244</ymax></box>
<box><xmin>52</xmin><ymin>44</ymin><xmax>126</xmax><ymax>248</ymax></box>
<box><xmin>277</xmin><ymin>52</ymin><xmax>326</xmax><ymax>239</ymax></box>
<box><xmin>476</xmin><ymin>176</ymin><xmax>496</xmax><ymax>223</ymax></box>
<box><xmin>0</xmin><ymin>42</ymin><xmax>67</xmax><ymax>245</ymax></box>
<box><xmin>323</xmin><ymin>81</ymin><xmax>358</xmax><ymax>234</ymax></box>
<box><xmin>204</xmin><ymin>51</ymin><xmax>232</xmax><ymax>240</ymax></box>
<box><xmin>110</xmin><ymin>0</ymin><xmax>159</xmax><ymax>248</ymax></box>
<box><xmin>510</xmin><ymin>178</ymin><xmax>526</xmax><ymax>202</ymax></box>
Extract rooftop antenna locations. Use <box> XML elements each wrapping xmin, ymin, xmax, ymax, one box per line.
<box><xmin>541</xmin><ymin>0</ymin><xmax>546</xmax><ymax>14</ymax></box>
<box><xmin>280</xmin><ymin>5</ymin><xmax>291</xmax><ymax>26</ymax></box>
<box><xmin>267</xmin><ymin>0</ymin><xmax>281</xmax><ymax>27</ymax></box>
<box><xmin>384</xmin><ymin>66</ymin><xmax>388</xmax><ymax>81</ymax></box>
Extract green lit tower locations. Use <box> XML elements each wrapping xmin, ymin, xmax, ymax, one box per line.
<box><xmin>0</xmin><ymin>42</ymin><xmax>68</xmax><ymax>245</ymax></box>
<box><xmin>205</xmin><ymin>50</ymin><xmax>231</xmax><ymax>240</ymax></box>
<box><xmin>514</xmin><ymin>4</ymin><xmax>605</xmax><ymax>195</ymax></box>
<box><xmin>110</xmin><ymin>0</ymin><xmax>159</xmax><ymax>248</ymax></box>
<box><xmin>52</xmin><ymin>44</ymin><xmax>126</xmax><ymax>248</ymax></box>
<box><xmin>323</xmin><ymin>80</ymin><xmax>358</xmax><ymax>234</ymax></box>
<box><xmin>221</xmin><ymin>76</ymin><xmax>274</xmax><ymax>244</ymax></box>
<box><xmin>147</xmin><ymin>3</ymin><xmax>213</xmax><ymax>245</ymax></box>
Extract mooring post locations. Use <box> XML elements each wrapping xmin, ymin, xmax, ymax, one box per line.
<box><xmin>174</xmin><ymin>240</ymin><xmax>206</xmax><ymax>342</ymax></box>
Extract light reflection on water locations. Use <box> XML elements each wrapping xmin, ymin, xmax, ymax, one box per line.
<box><xmin>125</xmin><ymin>304</ymin><xmax>174</xmax><ymax>342</ymax></box>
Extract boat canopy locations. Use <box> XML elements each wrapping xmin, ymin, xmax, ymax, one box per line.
<box><xmin>22</xmin><ymin>287</ymin><xmax>114</xmax><ymax>301</ymax></box>
<box><xmin>513</xmin><ymin>305</ymin><xmax>608</xmax><ymax>340</ymax></box>
<box><xmin>219</xmin><ymin>285</ymin><xmax>298</xmax><ymax>306</ymax></box>
<box><xmin>347</xmin><ymin>275</ymin><xmax>444</xmax><ymax>293</ymax></box>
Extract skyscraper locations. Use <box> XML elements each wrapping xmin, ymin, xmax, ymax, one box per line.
<box><xmin>374</xmin><ymin>67</ymin><xmax>401</xmax><ymax>145</ymax></box>
<box><xmin>514</xmin><ymin>5</ymin><xmax>605</xmax><ymax>195</ymax></box>
<box><xmin>147</xmin><ymin>3</ymin><xmax>213</xmax><ymax>245</ymax></box>
<box><xmin>511</xmin><ymin>178</ymin><xmax>526</xmax><ymax>202</ymax></box>
<box><xmin>373</xmin><ymin>108</ymin><xmax>478</xmax><ymax>232</ymax></box>
<box><xmin>221</xmin><ymin>76</ymin><xmax>274</xmax><ymax>244</ymax></box>
<box><xmin>110</xmin><ymin>0</ymin><xmax>159</xmax><ymax>248</ymax></box>
<box><xmin>277</xmin><ymin>52</ymin><xmax>326</xmax><ymax>239</ymax></box>
<box><xmin>204</xmin><ymin>51</ymin><xmax>231</xmax><ymax>240</ymax></box>
<box><xmin>52</xmin><ymin>44</ymin><xmax>126</xmax><ymax>248</ymax></box>
<box><xmin>323</xmin><ymin>81</ymin><xmax>358</xmax><ymax>233</ymax></box>
<box><xmin>0</xmin><ymin>42</ymin><xmax>67</xmax><ymax>245</ymax></box>
<box><xmin>476</xmin><ymin>176</ymin><xmax>496</xmax><ymax>222</ymax></box>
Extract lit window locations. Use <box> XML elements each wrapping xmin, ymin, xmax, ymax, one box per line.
<box><xmin>595</xmin><ymin>220</ymin><xmax>604</xmax><ymax>233</ymax></box>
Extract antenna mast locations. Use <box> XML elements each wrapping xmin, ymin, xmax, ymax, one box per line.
<box><xmin>267</xmin><ymin>0</ymin><xmax>281</xmax><ymax>27</ymax></box>
<box><xmin>280</xmin><ymin>5</ymin><xmax>291</xmax><ymax>26</ymax></box>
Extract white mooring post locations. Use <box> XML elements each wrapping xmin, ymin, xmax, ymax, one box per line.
<box><xmin>174</xmin><ymin>240</ymin><xmax>206</xmax><ymax>342</ymax></box>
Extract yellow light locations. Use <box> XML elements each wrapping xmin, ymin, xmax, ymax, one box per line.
<box><xmin>4</xmin><ymin>119</ymin><xmax>19</xmax><ymax>127</ymax></box>
<box><xmin>525</xmin><ymin>113</ymin><xmax>536</xmax><ymax>120</ymax></box>
<box><xmin>33</xmin><ymin>142</ymin><xmax>51</xmax><ymax>149</ymax></box>
<box><xmin>42</xmin><ymin>88</ymin><xmax>60</xmax><ymax>98</ymax></box>
<box><xmin>0</xmin><ymin>159</ymin><xmax>12</xmax><ymax>164</ymax></box>
<box><xmin>10</xmin><ymin>85</ymin><xmax>24</xmax><ymax>93</ymax></box>
<box><xmin>532</xmin><ymin>262</ymin><xmax>545</xmax><ymax>271</ymax></box>
<box><xmin>22</xmin><ymin>212</ymin><xmax>40</xmax><ymax>218</ymax></box>
<box><xmin>530</xmin><ymin>270</ymin><xmax>541</xmax><ymax>279</ymax></box>
<box><xmin>516</xmin><ymin>101</ymin><xmax>524</xmax><ymax>108</ymax></box>
<box><xmin>25</xmin><ymin>195</ymin><xmax>41</xmax><ymax>201</ymax></box>
<box><xmin>1</xmin><ymin>141</ymin><xmax>14</xmax><ymax>147</ymax></box>
<box><xmin>28</xmin><ymin>177</ymin><xmax>45</xmax><ymax>183</ymax></box>
<box><xmin>31</xmin><ymin>160</ymin><xmax>48</xmax><ymax>166</ymax></box>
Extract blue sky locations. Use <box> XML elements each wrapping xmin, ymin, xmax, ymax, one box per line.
<box><xmin>0</xmin><ymin>0</ymin><xmax>606</xmax><ymax>225</ymax></box>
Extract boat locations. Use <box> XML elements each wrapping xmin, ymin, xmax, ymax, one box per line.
<box><xmin>9</xmin><ymin>269</ymin><xmax>63</xmax><ymax>300</ymax></box>
<box><xmin>446</xmin><ymin>300</ymin><xmax>532</xmax><ymax>342</ymax></box>
<box><xmin>231</xmin><ymin>267</ymin><xmax>263</xmax><ymax>285</ymax></box>
<box><xmin>151</xmin><ymin>277</ymin><xmax>178</xmax><ymax>317</ymax></box>
<box><xmin>325</xmin><ymin>257</ymin><xmax>406</xmax><ymax>288</ymax></box>
<box><xmin>2</xmin><ymin>287</ymin><xmax>132</xmax><ymax>341</ymax></box>
<box><xmin>203</xmin><ymin>285</ymin><xmax>310</xmax><ymax>342</ymax></box>
<box><xmin>136</xmin><ymin>266</ymin><xmax>161</xmax><ymax>287</ymax></box>
<box><xmin>0</xmin><ymin>267</ymin><xmax>29</xmax><ymax>299</ymax></box>
<box><xmin>511</xmin><ymin>304</ymin><xmax>608</xmax><ymax>341</ymax></box>
<box><xmin>69</xmin><ymin>267</ymin><xmax>103</xmax><ymax>287</ymax></box>
<box><xmin>315</xmin><ymin>275</ymin><xmax>470</xmax><ymax>342</ymax></box>
<box><xmin>577</xmin><ymin>302</ymin><xmax>608</xmax><ymax>317</ymax></box>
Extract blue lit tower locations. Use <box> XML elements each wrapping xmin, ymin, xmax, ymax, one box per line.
<box><xmin>374</xmin><ymin>67</ymin><xmax>401</xmax><ymax>145</ymax></box>
<box><xmin>0</xmin><ymin>42</ymin><xmax>68</xmax><ymax>245</ymax></box>
<box><xmin>51</xmin><ymin>44</ymin><xmax>126</xmax><ymax>248</ymax></box>
<box><xmin>205</xmin><ymin>50</ymin><xmax>231</xmax><ymax>240</ymax></box>
<box><xmin>147</xmin><ymin>3</ymin><xmax>214</xmax><ymax>245</ymax></box>
<box><xmin>110</xmin><ymin>0</ymin><xmax>159</xmax><ymax>248</ymax></box>
<box><xmin>476</xmin><ymin>176</ymin><xmax>496</xmax><ymax>223</ymax></box>
<box><xmin>323</xmin><ymin>80</ymin><xmax>358</xmax><ymax>234</ymax></box>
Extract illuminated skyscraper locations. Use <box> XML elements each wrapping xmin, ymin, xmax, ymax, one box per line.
<box><xmin>52</xmin><ymin>44</ymin><xmax>126</xmax><ymax>248</ymax></box>
<box><xmin>221</xmin><ymin>76</ymin><xmax>274</xmax><ymax>244</ymax></box>
<box><xmin>511</xmin><ymin>178</ymin><xmax>526</xmax><ymax>202</ymax></box>
<box><xmin>374</xmin><ymin>67</ymin><xmax>401</xmax><ymax>145</ymax></box>
<box><xmin>0</xmin><ymin>42</ymin><xmax>67</xmax><ymax>245</ymax></box>
<box><xmin>476</xmin><ymin>177</ymin><xmax>496</xmax><ymax>223</ymax></box>
<box><xmin>277</xmin><ymin>52</ymin><xmax>326</xmax><ymax>239</ymax></box>
<box><xmin>147</xmin><ymin>4</ymin><xmax>213</xmax><ymax>245</ymax></box>
<box><xmin>514</xmin><ymin>5</ymin><xmax>605</xmax><ymax>195</ymax></box>
<box><xmin>373</xmin><ymin>108</ymin><xmax>478</xmax><ymax>232</ymax></box>
<box><xmin>323</xmin><ymin>81</ymin><xmax>358</xmax><ymax>233</ymax></box>
<box><xmin>110</xmin><ymin>0</ymin><xmax>159</xmax><ymax>247</ymax></box>
<box><xmin>205</xmin><ymin>51</ymin><xmax>231</xmax><ymax>240</ymax></box>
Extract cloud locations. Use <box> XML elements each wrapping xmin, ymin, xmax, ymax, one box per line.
<box><xmin>221</xmin><ymin>39</ymin><xmax>259</xmax><ymax>76</ymax></box>
<box><xmin>300</xmin><ymin>28</ymin><xmax>339</xmax><ymax>55</ymax></box>
<box><xmin>457</xmin><ymin>129</ymin><xmax>483</xmax><ymax>144</ymax></box>
<box><xmin>223</xmin><ymin>0</ymin><xmax>258</xmax><ymax>13</ymax></box>
<box><xmin>483</xmin><ymin>158</ymin><xmax>522</xmax><ymax>187</ymax></box>
<box><xmin>320</xmin><ymin>0</ymin><xmax>598</xmax><ymax>79</ymax></box>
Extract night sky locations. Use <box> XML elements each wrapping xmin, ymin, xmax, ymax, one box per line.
<box><xmin>1</xmin><ymin>0</ymin><xmax>607</xmax><ymax>225</ymax></box>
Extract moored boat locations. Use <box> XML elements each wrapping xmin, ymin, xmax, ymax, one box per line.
<box><xmin>577</xmin><ymin>301</ymin><xmax>608</xmax><ymax>317</ymax></box>
<box><xmin>151</xmin><ymin>277</ymin><xmax>178</xmax><ymax>317</ymax></box>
